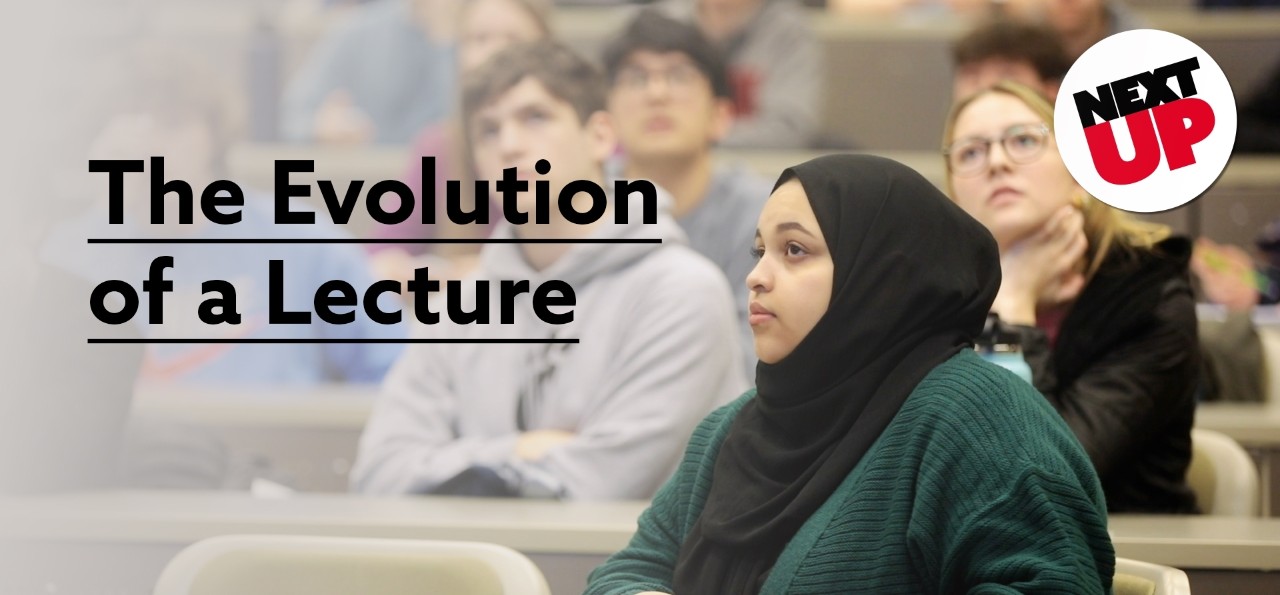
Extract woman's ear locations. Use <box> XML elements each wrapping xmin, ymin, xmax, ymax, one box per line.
<box><xmin>584</xmin><ymin>110</ymin><xmax>618</xmax><ymax>165</ymax></box>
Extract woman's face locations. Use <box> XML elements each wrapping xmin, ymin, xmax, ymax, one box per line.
<box><xmin>459</xmin><ymin>0</ymin><xmax>545</xmax><ymax>73</ymax></box>
<box><xmin>948</xmin><ymin>92</ymin><xmax>1081</xmax><ymax>247</ymax></box>
<box><xmin>746</xmin><ymin>179</ymin><xmax>834</xmax><ymax>364</ymax></box>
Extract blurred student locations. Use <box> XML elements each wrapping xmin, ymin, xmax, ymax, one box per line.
<box><xmin>1236</xmin><ymin>60</ymin><xmax>1280</xmax><ymax>154</ymax></box>
<box><xmin>373</xmin><ymin>0</ymin><xmax>552</xmax><ymax>282</ymax></box>
<box><xmin>1190</xmin><ymin>221</ymin><xmax>1280</xmax><ymax>404</ymax></box>
<box><xmin>662</xmin><ymin>0</ymin><xmax>823</xmax><ymax>148</ymax></box>
<box><xmin>43</xmin><ymin>48</ymin><xmax>404</xmax><ymax>387</ymax></box>
<box><xmin>280</xmin><ymin>0</ymin><xmax>460</xmax><ymax>144</ymax></box>
<box><xmin>942</xmin><ymin>81</ymin><xmax>1199</xmax><ymax>513</ymax></box>
<box><xmin>587</xmin><ymin>155</ymin><xmax>1113</xmax><ymax>593</ymax></box>
<box><xmin>1003</xmin><ymin>0</ymin><xmax>1142</xmax><ymax>60</ymax></box>
<box><xmin>351</xmin><ymin>41</ymin><xmax>746</xmax><ymax>499</ymax></box>
<box><xmin>604</xmin><ymin>10</ymin><xmax>770</xmax><ymax>375</ymax></box>
<box><xmin>952</xmin><ymin>17</ymin><xmax>1071</xmax><ymax>101</ymax></box>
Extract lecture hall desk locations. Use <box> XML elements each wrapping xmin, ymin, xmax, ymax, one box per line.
<box><xmin>1</xmin><ymin>490</ymin><xmax>1277</xmax><ymax>595</ymax></box>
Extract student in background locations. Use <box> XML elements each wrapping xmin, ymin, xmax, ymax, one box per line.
<box><xmin>374</xmin><ymin>0</ymin><xmax>552</xmax><ymax>283</ymax></box>
<box><xmin>604</xmin><ymin>9</ymin><xmax>771</xmax><ymax>376</ymax></box>
<box><xmin>1257</xmin><ymin>219</ymin><xmax>1280</xmax><ymax>303</ymax></box>
<box><xmin>662</xmin><ymin>0</ymin><xmax>823</xmax><ymax>148</ymax></box>
<box><xmin>1235</xmin><ymin>60</ymin><xmax>1280</xmax><ymax>154</ymax></box>
<box><xmin>280</xmin><ymin>0</ymin><xmax>460</xmax><ymax>144</ymax></box>
<box><xmin>587</xmin><ymin>154</ymin><xmax>1113</xmax><ymax>594</ymax></box>
<box><xmin>942</xmin><ymin>81</ymin><xmax>1199</xmax><ymax>513</ymax></box>
<box><xmin>43</xmin><ymin>47</ymin><xmax>404</xmax><ymax>387</ymax></box>
<box><xmin>1003</xmin><ymin>0</ymin><xmax>1142</xmax><ymax>60</ymax></box>
<box><xmin>1192</xmin><ymin>238</ymin><xmax>1267</xmax><ymax>403</ymax></box>
<box><xmin>351</xmin><ymin>41</ymin><xmax>745</xmax><ymax>500</ymax></box>
<box><xmin>951</xmin><ymin>17</ymin><xmax>1072</xmax><ymax>101</ymax></box>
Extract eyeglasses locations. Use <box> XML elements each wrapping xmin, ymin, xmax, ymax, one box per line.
<box><xmin>614</xmin><ymin>63</ymin><xmax>704</xmax><ymax>97</ymax></box>
<box><xmin>944</xmin><ymin>124</ymin><xmax>1051</xmax><ymax>176</ymax></box>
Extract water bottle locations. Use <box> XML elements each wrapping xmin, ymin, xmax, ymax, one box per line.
<box><xmin>976</xmin><ymin>313</ymin><xmax>1034</xmax><ymax>385</ymax></box>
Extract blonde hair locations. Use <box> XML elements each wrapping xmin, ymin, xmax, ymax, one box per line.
<box><xmin>941</xmin><ymin>81</ymin><xmax>1169</xmax><ymax>279</ymax></box>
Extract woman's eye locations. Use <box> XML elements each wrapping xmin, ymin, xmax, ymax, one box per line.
<box><xmin>1011</xmin><ymin>133</ymin><xmax>1037</xmax><ymax>149</ymax></box>
<box><xmin>786</xmin><ymin>242</ymin><xmax>807</xmax><ymax>257</ymax></box>
<box><xmin>749</xmin><ymin>246</ymin><xmax>764</xmax><ymax>260</ymax></box>
<box><xmin>475</xmin><ymin>123</ymin><xmax>499</xmax><ymax>141</ymax></box>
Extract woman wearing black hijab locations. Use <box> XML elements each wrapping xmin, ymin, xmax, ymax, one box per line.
<box><xmin>586</xmin><ymin>155</ymin><xmax>1114</xmax><ymax>594</ymax></box>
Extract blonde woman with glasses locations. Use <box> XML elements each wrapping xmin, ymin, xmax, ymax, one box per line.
<box><xmin>941</xmin><ymin>81</ymin><xmax>1200</xmax><ymax>514</ymax></box>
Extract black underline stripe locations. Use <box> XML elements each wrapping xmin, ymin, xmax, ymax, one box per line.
<box><xmin>86</xmin><ymin>238</ymin><xmax>661</xmax><ymax>245</ymax></box>
<box><xmin>87</xmin><ymin>338</ymin><xmax>580</xmax><ymax>345</ymax></box>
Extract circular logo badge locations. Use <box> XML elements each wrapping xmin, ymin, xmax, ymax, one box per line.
<box><xmin>1054</xmin><ymin>29</ymin><xmax>1236</xmax><ymax>213</ymax></box>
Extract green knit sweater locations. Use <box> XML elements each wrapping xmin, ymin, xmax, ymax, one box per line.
<box><xmin>586</xmin><ymin>350</ymin><xmax>1115</xmax><ymax>594</ymax></box>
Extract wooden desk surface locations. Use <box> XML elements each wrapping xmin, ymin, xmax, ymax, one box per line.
<box><xmin>3</xmin><ymin>491</ymin><xmax>1280</xmax><ymax>571</ymax></box>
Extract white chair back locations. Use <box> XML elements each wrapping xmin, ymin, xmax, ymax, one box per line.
<box><xmin>1186</xmin><ymin>428</ymin><xmax>1260</xmax><ymax>516</ymax></box>
<box><xmin>1113</xmin><ymin>557</ymin><xmax>1191</xmax><ymax>595</ymax></box>
<box><xmin>153</xmin><ymin>534</ymin><xmax>552</xmax><ymax>595</ymax></box>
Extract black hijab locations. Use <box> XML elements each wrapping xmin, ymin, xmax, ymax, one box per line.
<box><xmin>672</xmin><ymin>155</ymin><xmax>1001</xmax><ymax>593</ymax></box>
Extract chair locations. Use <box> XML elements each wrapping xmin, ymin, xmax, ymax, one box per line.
<box><xmin>1113</xmin><ymin>557</ymin><xmax>1191</xmax><ymax>595</ymax></box>
<box><xmin>153</xmin><ymin>535</ymin><xmax>552</xmax><ymax>595</ymax></box>
<box><xmin>1258</xmin><ymin>326</ymin><xmax>1280</xmax><ymax>403</ymax></box>
<box><xmin>1185</xmin><ymin>428</ymin><xmax>1260</xmax><ymax>516</ymax></box>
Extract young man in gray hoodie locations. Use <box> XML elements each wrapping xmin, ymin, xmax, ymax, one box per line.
<box><xmin>351</xmin><ymin>40</ymin><xmax>747</xmax><ymax>500</ymax></box>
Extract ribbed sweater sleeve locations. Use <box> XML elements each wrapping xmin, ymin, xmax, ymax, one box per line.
<box><xmin>583</xmin><ymin>394</ymin><xmax>749</xmax><ymax>595</ymax></box>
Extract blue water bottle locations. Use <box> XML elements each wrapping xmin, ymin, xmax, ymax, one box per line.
<box><xmin>976</xmin><ymin>313</ymin><xmax>1034</xmax><ymax>385</ymax></box>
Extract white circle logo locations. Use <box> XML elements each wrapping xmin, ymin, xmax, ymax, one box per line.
<box><xmin>1054</xmin><ymin>29</ymin><xmax>1236</xmax><ymax>213</ymax></box>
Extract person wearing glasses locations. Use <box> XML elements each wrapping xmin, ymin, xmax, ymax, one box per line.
<box><xmin>941</xmin><ymin>81</ymin><xmax>1199</xmax><ymax>514</ymax></box>
<box><xmin>604</xmin><ymin>10</ymin><xmax>772</xmax><ymax>377</ymax></box>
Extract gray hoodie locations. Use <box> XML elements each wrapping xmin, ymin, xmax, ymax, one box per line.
<box><xmin>351</xmin><ymin>191</ymin><xmax>747</xmax><ymax>500</ymax></box>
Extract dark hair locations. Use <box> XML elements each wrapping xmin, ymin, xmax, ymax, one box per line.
<box><xmin>602</xmin><ymin>9</ymin><xmax>732</xmax><ymax>100</ymax></box>
<box><xmin>952</xmin><ymin>18</ymin><xmax>1072</xmax><ymax>85</ymax></box>
<box><xmin>461</xmin><ymin>40</ymin><xmax>606</xmax><ymax>134</ymax></box>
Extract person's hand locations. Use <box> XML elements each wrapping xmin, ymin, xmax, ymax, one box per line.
<box><xmin>514</xmin><ymin>430</ymin><xmax>575</xmax><ymax>462</ymax></box>
<box><xmin>1191</xmin><ymin>237</ymin><xmax>1260</xmax><ymax>312</ymax></box>
<box><xmin>991</xmin><ymin>205</ymin><xmax>1087</xmax><ymax>325</ymax></box>
<box><xmin>313</xmin><ymin>89</ymin><xmax>374</xmax><ymax>145</ymax></box>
